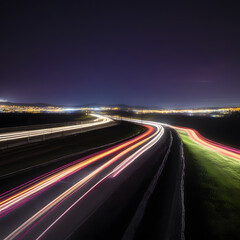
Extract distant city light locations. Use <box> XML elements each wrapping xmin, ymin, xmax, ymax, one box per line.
<box><xmin>132</xmin><ymin>107</ymin><xmax>240</xmax><ymax>115</ymax></box>
<box><xmin>0</xmin><ymin>103</ymin><xmax>239</xmax><ymax>115</ymax></box>
<box><xmin>0</xmin><ymin>98</ymin><xmax>8</xmax><ymax>102</ymax></box>
<box><xmin>63</xmin><ymin>108</ymin><xmax>81</xmax><ymax>112</ymax></box>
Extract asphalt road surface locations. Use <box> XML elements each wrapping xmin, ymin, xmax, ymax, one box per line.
<box><xmin>0</xmin><ymin>118</ymin><xmax>184</xmax><ymax>240</ymax></box>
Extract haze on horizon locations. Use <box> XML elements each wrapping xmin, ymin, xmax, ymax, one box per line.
<box><xmin>1</xmin><ymin>1</ymin><xmax>240</xmax><ymax>108</ymax></box>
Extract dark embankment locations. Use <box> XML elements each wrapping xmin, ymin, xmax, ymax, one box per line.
<box><xmin>0</xmin><ymin>112</ymin><xmax>93</xmax><ymax>129</ymax></box>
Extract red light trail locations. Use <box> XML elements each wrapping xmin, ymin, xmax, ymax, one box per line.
<box><xmin>174</xmin><ymin>126</ymin><xmax>240</xmax><ymax>161</ymax></box>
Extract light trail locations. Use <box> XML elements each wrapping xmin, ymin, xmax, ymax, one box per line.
<box><xmin>174</xmin><ymin>126</ymin><xmax>240</xmax><ymax>161</ymax></box>
<box><xmin>0</xmin><ymin>114</ymin><xmax>111</xmax><ymax>142</ymax></box>
<box><xmin>36</xmin><ymin>122</ymin><xmax>164</xmax><ymax>240</ymax></box>
<box><xmin>110</xmin><ymin>119</ymin><xmax>164</xmax><ymax>177</ymax></box>
<box><xmin>1</xmin><ymin>118</ymin><xmax>165</xmax><ymax>240</ymax></box>
<box><xmin>0</xmin><ymin>124</ymin><xmax>154</xmax><ymax>216</ymax></box>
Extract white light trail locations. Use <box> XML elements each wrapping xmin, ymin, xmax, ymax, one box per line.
<box><xmin>0</xmin><ymin>114</ymin><xmax>111</xmax><ymax>142</ymax></box>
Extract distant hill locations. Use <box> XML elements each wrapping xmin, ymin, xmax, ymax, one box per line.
<box><xmin>77</xmin><ymin>103</ymin><xmax>160</xmax><ymax>110</ymax></box>
<box><xmin>1</xmin><ymin>101</ymin><xmax>238</xmax><ymax>111</ymax></box>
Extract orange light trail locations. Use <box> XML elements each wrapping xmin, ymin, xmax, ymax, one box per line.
<box><xmin>0</xmin><ymin>124</ymin><xmax>154</xmax><ymax>216</ymax></box>
<box><xmin>1</xmin><ymin>120</ymin><xmax>165</xmax><ymax>240</ymax></box>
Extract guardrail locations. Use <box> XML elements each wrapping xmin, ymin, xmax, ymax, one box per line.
<box><xmin>0</xmin><ymin>119</ymin><xmax>95</xmax><ymax>134</ymax></box>
<box><xmin>0</xmin><ymin>116</ymin><xmax>116</xmax><ymax>150</ymax></box>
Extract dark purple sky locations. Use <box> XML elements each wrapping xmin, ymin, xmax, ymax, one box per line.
<box><xmin>1</xmin><ymin>1</ymin><xmax>240</xmax><ymax>108</ymax></box>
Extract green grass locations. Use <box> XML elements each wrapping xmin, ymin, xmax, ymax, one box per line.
<box><xmin>178</xmin><ymin>130</ymin><xmax>240</xmax><ymax>239</ymax></box>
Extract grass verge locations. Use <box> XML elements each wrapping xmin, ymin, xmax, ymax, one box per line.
<box><xmin>178</xmin><ymin>130</ymin><xmax>240</xmax><ymax>240</ymax></box>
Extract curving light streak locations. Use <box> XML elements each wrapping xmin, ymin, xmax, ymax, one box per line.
<box><xmin>2</xmin><ymin>119</ymin><xmax>165</xmax><ymax>240</ymax></box>
<box><xmin>174</xmin><ymin>126</ymin><xmax>240</xmax><ymax>161</ymax></box>
<box><xmin>33</xmin><ymin>119</ymin><xmax>164</xmax><ymax>240</ymax></box>
<box><xmin>110</xmin><ymin>121</ymin><xmax>164</xmax><ymax>177</ymax></box>
<box><xmin>0</xmin><ymin>114</ymin><xmax>111</xmax><ymax>142</ymax></box>
<box><xmin>0</xmin><ymin>125</ymin><xmax>154</xmax><ymax>216</ymax></box>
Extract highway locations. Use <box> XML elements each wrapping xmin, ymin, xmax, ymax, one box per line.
<box><xmin>0</xmin><ymin>118</ymin><xmax>173</xmax><ymax>240</ymax></box>
<box><xmin>0</xmin><ymin>114</ymin><xmax>111</xmax><ymax>142</ymax></box>
<box><xmin>174</xmin><ymin>126</ymin><xmax>240</xmax><ymax>161</ymax></box>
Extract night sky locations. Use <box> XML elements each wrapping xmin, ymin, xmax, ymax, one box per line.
<box><xmin>1</xmin><ymin>1</ymin><xmax>240</xmax><ymax>108</ymax></box>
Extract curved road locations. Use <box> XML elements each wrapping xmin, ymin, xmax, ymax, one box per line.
<box><xmin>0</xmin><ymin>118</ymin><xmax>169</xmax><ymax>240</ymax></box>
